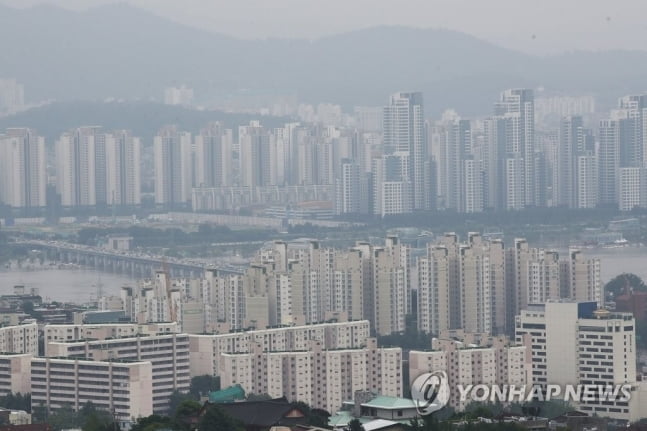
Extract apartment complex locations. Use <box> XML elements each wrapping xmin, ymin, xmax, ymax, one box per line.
<box><xmin>31</xmin><ymin>357</ymin><xmax>153</xmax><ymax>427</ymax></box>
<box><xmin>516</xmin><ymin>301</ymin><xmax>646</xmax><ymax>421</ymax></box>
<box><xmin>115</xmin><ymin>237</ymin><xmax>408</xmax><ymax>336</ymax></box>
<box><xmin>219</xmin><ymin>338</ymin><xmax>402</xmax><ymax>414</ymax></box>
<box><xmin>45</xmin><ymin>333</ymin><xmax>190</xmax><ymax>414</ymax></box>
<box><xmin>0</xmin><ymin>322</ymin><xmax>38</xmax><ymax>355</ymax></box>
<box><xmin>409</xmin><ymin>331</ymin><xmax>529</xmax><ymax>410</ymax></box>
<box><xmin>417</xmin><ymin>233</ymin><xmax>601</xmax><ymax>336</ymax></box>
<box><xmin>189</xmin><ymin>320</ymin><xmax>370</xmax><ymax>376</ymax></box>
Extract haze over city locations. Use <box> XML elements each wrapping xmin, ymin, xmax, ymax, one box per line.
<box><xmin>2</xmin><ymin>0</ymin><xmax>647</xmax><ymax>53</ymax></box>
<box><xmin>2</xmin><ymin>2</ymin><xmax>647</xmax><ymax>431</ymax></box>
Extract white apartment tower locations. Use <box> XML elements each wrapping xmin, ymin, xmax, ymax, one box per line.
<box><xmin>195</xmin><ymin>122</ymin><xmax>232</xmax><ymax>188</ymax></box>
<box><xmin>494</xmin><ymin>89</ymin><xmax>535</xmax><ymax>208</ymax></box>
<box><xmin>335</xmin><ymin>159</ymin><xmax>360</xmax><ymax>214</ymax></box>
<box><xmin>56</xmin><ymin>126</ymin><xmax>101</xmax><ymax>207</ymax></box>
<box><xmin>154</xmin><ymin>125</ymin><xmax>192</xmax><ymax>206</ymax></box>
<box><xmin>239</xmin><ymin>121</ymin><xmax>271</xmax><ymax>187</ymax></box>
<box><xmin>105</xmin><ymin>130</ymin><xmax>141</xmax><ymax>206</ymax></box>
<box><xmin>0</xmin><ymin>128</ymin><xmax>46</xmax><ymax>208</ymax></box>
<box><xmin>383</xmin><ymin>92</ymin><xmax>428</xmax><ymax>210</ymax></box>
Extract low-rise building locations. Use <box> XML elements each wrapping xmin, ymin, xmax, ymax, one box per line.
<box><xmin>30</xmin><ymin>357</ymin><xmax>153</xmax><ymax>428</ymax></box>
<box><xmin>45</xmin><ymin>333</ymin><xmax>189</xmax><ymax>414</ymax></box>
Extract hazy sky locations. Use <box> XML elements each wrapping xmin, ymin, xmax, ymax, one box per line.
<box><xmin>2</xmin><ymin>0</ymin><xmax>646</xmax><ymax>54</ymax></box>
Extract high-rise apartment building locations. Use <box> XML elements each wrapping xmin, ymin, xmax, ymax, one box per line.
<box><xmin>494</xmin><ymin>89</ymin><xmax>536</xmax><ymax>208</ymax></box>
<box><xmin>239</xmin><ymin>121</ymin><xmax>271</xmax><ymax>187</ymax></box>
<box><xmin>438</xmin><ymin>117</ymin><xmax>472</xmax><ymax>211</ymax></box>
<box><xmin>383</xmin><ymin>92</ymin><xmax>428</xmax><ymax>210</ymax></box>
<box><xmin>154</xmin><ymin>126</ymin><xmax>193</xmax><ymax>206</ymax></box>
<box><xmin>0</xmin><ymin>128</ymin><xmax>46</xmax><ymax>209</ymax></box>
<box><xmin>618</xmin><ymin>167</ymin><xmax>647</xmax><ymax>211</ymax></box>
<box><xmin>194</xmin><ymin>122</ymin><xmax>232</xmax><ymax>188</ymax></box>
<box><xmin>105</xmin><ymin>130</ymin><xmax>141</xmax><ymax>206</ymax></box>
<box><xmin>56</xmin><ymin>126</ymin><xmax>101</xmax><ymax>207</ymax></box>
<box><xmin>372</xmin><ymin>236</ymin><xmax>410</xmax><ymax>336</ymax></box>
<box><xmin>557</xmin><ymin>116</ymin><xmax>592</xmax><ymax>208</ymax></box>
<box><xmin>335</xmin><ymin>159</ymin><xmax>361</xmax><ymax>214</ymax></box>
<box><xmin>417</xmin><ymin>233</ymin><xmax>505</xmax><ymax>336</ymax></box>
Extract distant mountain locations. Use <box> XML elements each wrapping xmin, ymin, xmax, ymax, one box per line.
<box><xmin>0</xmin><ymin>101</ymin><xmax>289</xmax><ymax>143</ymax></box>
<box><xmin>1</xmin><ymin>4</ymin><xmax>647</xmax><ymax>115</ymax></box>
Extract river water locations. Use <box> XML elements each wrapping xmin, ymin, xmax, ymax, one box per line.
<box><xmin>0</xmin><ymin>266</ymin><xmax>134</xmax><ymax>303</ymax></box>
<box><xmin>588</xmin><ymin>246</ymin><xmax>647</xmax><ymax>283</ymax></box>
<box><xmin>0</xmin><ymin>246</ymin><xmax>645</xmax><ymax>304</ymax></box>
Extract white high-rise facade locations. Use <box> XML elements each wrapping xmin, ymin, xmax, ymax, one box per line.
<box><xmin>494</xmin><ymin>89</ymin><xmax>536</xmax><ymax>208</ymax></box>
<box><xmin>195</xmin><ymin>122</ymin><xmax>232</xmax><ymax>188</ymax></box>
<box><xmin>56</xmin><ymin>127</ymin><xmax>101</xmax><ymax>207</ymax></box>
<box><xmin>382</xmin><ymin>92</ymin><xmax>428</xmax><ymax>211</ymax></box>
<box><xmin>239</xmin><ymin>121</ymin><xmax>271</xmax><ymax>187</ymax></box>
<box><xmin>105</xmin><ymin>130</ymin><xmax>141</xmax><ymax>206</ymax></box>
<box><xmin>0</xmin><ymin>128</ymin><xmax>46</xmax><ymax>208</ymax></box>
<box><xmin>154</xmin><ymin>126</ymin><xmax>192</xmax><ymax>206</ymax></box>
<box><xmin>335</xmin><ymin>159</ymin><xmax>360</xmax><ymax>214</ymax></box>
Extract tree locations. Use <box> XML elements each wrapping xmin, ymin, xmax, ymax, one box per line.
<box><xmin>31</xmin><ymin>403</ymin><xmax>48</xmax><ymax>423</ymax></box>
<box><xmin>174</xmin><ymin>399</ymin><xmax>202</xmax><ymax>431</ymax></box>
<box><xmin>168</xmin><ymin>390</ymin><xmax>195</xmax><ymax>416</ymax></box>
<box><xmin>604</xmin><ymin>273</ymin><xmax>647</xmax><ymax>298</ymax></box>
<box><xmin>48</xmin><ymin>404</ymin><xmax>82</xmax><ymax>431</ymax></box>
<box><xmin>0</xmin><ymin>392</ymin><xmax>31</xmax><ymax>411</ymax></box>
<box><xmin>189</xmin><ymin>375</ymin><xmax>220</xmax><ymax>399</ymax></box>
<box><xmin>128</xmin><ymin>415</ymin><xmax>174</xmax><ymax>431</ymax></box>
<box><xmin>346</xmin><ymin>418</ymin><xmax>364</xmax><ymax>431</ymax></box>
<box><xmin>78</xmin><ymin>401</ymin><xmax>114</xmax><ymax>431</ymax></box>
<box><xmin>290</xmin><ymin>401</ymin><xmax>330</xmax><ymax>427</ymax></box>
<box><xmin>198</xmin><ymin>404</ymin><xmax>244</xmax><ymax>431</ymax></box>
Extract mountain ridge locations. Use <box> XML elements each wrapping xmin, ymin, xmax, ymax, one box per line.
<box><xmin>1</xmin><ymin>3</ymin><xmax>646</xmax><ymax>115</ymax></box>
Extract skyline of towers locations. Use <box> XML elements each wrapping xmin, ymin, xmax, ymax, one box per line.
<box><xmin>3</xmin><ymin>90</ymin><xmax>647</xmax><ymax>216</ymax></box>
